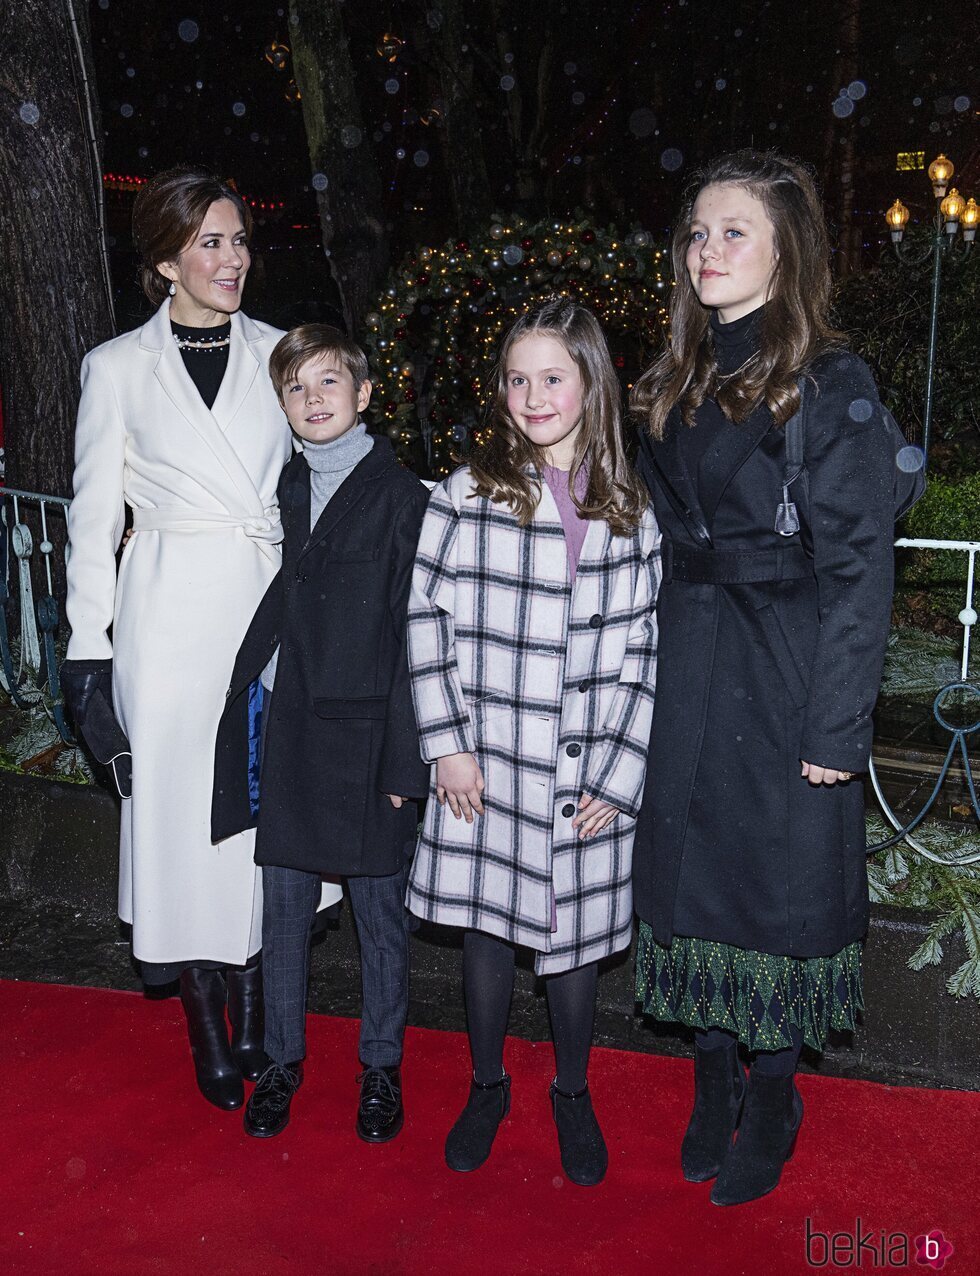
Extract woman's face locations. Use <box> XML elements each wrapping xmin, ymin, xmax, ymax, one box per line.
<box><xmin>158</xmin><ymin>198</ymin><xmax>251</xmax><ymax>325</ymax></box>
<box><xmin>685</xmin><ymin>182</ymin><xmax>777</xmax><ymax>323</ymax></box>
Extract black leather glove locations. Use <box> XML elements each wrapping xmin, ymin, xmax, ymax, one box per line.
<box><xmin>60</xmin><ymin>659</ymin><xmax>113</xmax><ymax>726</ymax></box>
<box><xmin>60</xmin><ymin>659</ymin><xmax>132</xmax><ymax>799</ymax></box>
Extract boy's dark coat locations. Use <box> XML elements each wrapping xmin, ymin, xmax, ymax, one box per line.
<box><xmin>212</xmin><ymin>436</ymin><xmax>430</xmax><ymax>876</ymax></box>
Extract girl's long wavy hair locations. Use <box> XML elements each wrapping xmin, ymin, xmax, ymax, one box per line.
<box><xmin>631</xmin><ymin>150</ymin><xmax>845</xmax><ymax>439</ymax></box>
<box><xmin>468</xmin><ymin>298</ymin><xmax>647</xmax><ymax>536</ymax></box>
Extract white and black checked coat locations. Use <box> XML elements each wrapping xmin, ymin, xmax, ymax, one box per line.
<box><xmin>406</xmin><ymin>466</ymin><xmax>661</xmax><ymax>974</ymax></box>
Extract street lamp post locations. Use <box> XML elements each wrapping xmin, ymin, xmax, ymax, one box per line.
<box><xmin>885</xmin><ymin>154</ymin><xmax>975</xmax><ymax>468</ymax></box>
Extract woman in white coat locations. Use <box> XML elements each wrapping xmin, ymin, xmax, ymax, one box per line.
<box><xmin>61</xmin><ymin>167</ymin><xmax>341</xmax><ymax>1110</ymax></box>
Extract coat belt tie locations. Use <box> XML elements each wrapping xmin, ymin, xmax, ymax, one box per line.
<box><xmin>665</xmin><ymin>539</ymin><xmax>813</xmax><ymax>585</ymax></box>
<box><xmin>131</xmin><ymin>505</ymin><xmax>284</xmax><ymax>545</ymax></box>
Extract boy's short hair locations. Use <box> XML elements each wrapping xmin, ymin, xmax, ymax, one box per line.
<box><xmin>269</xmin><ymin>323</ymin><xmax>370</xmax><ymax>397</ymax></box>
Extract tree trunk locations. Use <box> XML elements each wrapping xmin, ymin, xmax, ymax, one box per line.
<box><xmin>0</xmin><ymin>0</ymin><xmax>113</xmax><ymax>497</ymax></box>
<box><xmin>288</xmin><ymin>0</ymin><xmax>388</xmax><ymax>335</ymax></box>
<box><xmin>431</xmin><ymin>0</ymin><xmax>492</xmax><ymax>231</ymax></box>
<box><xmin>820</xmin><ymin>0</ymin><xmax>862</xmax><ymax>277</ymax></box>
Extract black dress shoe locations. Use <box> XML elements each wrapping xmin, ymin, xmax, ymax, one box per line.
<box><xmin>179</xmin><ymin>968</ymin><xmax>244</xmax><ymax>1111</ymax></box>
<box><xmin>243</xmin><ymin>1062</ymin><xmax>303</xmax><ymax>1138</ymax></box>
<box><xmin>550</xmin><ymin>1080</ymin><xmax>608</xmax><ymax>1187</ymax></box>
<box><xmin>356</xmin><ymin>1066</ymin><xmax>404</xmax><ymax>1143</ymax></box>
<box><xmin>226</xmin><ymin>955</ymin><xmax>269</xmax><ymax>1082</ymax></box>
<box><xmin>711</xmin><ymin>1072</ymin><xmax>803</xmax><ymax>1206</ymax></box>
<box><xmin>682</xmin><ymin>1041</ymin><xmax>746</xmax><ymax>1182</ymax></box>
<box><xmin>445</xmin><ymin>1073</ymin><xmax>511</xmax><ymax>1172</ymax></box>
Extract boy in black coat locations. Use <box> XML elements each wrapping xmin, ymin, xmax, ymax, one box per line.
<box><xmin>212</xmin><ymin>324</ymin><xmax>429</xmax><ymax>1142</ymax></box>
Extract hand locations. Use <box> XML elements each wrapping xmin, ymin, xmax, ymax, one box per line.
<box><xmin>385</xmin><ymin>794</ymin><xmax>406</xmax><ymax>809</ymax></box>
<box><xmin>121</xmin><ymin>528</ymin><xmax>136</xmax><ymax>548</ymax></box>
<box><xmin>60</xmin><ymin>658</ymin><xmax>113</xmax><ymax>726</ymax></box>
<box><xmin>435</xmin><ymin>752</ymin><xmax>485</xmax><ymax>822</ymax></box>
<box><xmin>572</xmin><ymin>793</ymin><xmax>621</xmax><ymax>840</ymax></box>
<box><xmin>801</xmin><ymin>761</ymin><xmax>856</xmax><ymax>786</ymax></box>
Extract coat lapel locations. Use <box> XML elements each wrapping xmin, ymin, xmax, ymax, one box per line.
<box><xmin>211</xmin><ymin>311</ymin><xmax>260</xmax><ymax>433</ymax></box>
<box><xmin>141</xmin><ymin>302</ymin><xmax>268</xmax><ymax>517</ymax></box>
<box><xmin>298</xmin><ymin>436</ymin><xmax>394</xmax><ymax>560</ymax></box>
<box><xmin>644</xmin><ymin>415</ymin><xmax>713</xmax><ymax>546</ymax></box>
<box><xmin>697</xmin><ymin>401</ymin><xmax>775</xmax><ymax>529</ymax></box>
<box><xmin>280</xmin><ymin>458</ymin><xmax>312</xmax><ymax>550</ymax></box>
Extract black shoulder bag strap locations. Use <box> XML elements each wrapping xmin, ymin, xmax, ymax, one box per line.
<box><xmin>775</xmin><ymin>379</ymin><xmax>807</xmax><ymax>537</ymax></box>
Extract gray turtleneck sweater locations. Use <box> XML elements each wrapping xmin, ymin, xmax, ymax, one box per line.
<box><xmin>260</xmin><ymin>422</ymin><xmax>374</xmax><ymax>692</ymax></box>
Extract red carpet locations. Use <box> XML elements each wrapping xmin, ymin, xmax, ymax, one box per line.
<box><xmin>2</xmin><ymin>979</ymin><xmax>975</xmax><ymax>1276</ymax></box>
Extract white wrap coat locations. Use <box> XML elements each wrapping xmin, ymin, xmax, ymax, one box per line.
<box><xmin>407</xmin><ymin>467</ymin><xmax>661</xmax><ymax>974</ymax></box>
<box><xmin>65</xmin><ymin>301</ymin><xmax>342</xmax><ymax>968</ymax></box>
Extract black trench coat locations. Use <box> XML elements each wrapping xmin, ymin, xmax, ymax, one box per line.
<box><xmin>212</xmin><ymin>436</ymin><xmax>430</xmax><ymax>876</ymax></box>
<box><xmin>632</xmin><ymin>352</ymin><xmax>896</xmax><ymax>957</ymax></box>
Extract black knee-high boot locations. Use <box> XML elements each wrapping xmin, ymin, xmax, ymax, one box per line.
<box><xmin>682</xmin><ymin>1029</ymin><xmax>746</xmax><ymax>1182</ymax></box>
<box><xmin>226</xmin><ymin>951</ymin><xmax>269</xmax><ymax>1082</ymax></box>
<box><xmin>179</xmin><ymin>968</ymin><xmax>244</xmax><ymax>1111</ymax></box>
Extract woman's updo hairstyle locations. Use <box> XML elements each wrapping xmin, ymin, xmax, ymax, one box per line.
<box><xmin>132</xmin><ymin>166</ymin><xmax>253</xmax><ymax>305</ymax></box>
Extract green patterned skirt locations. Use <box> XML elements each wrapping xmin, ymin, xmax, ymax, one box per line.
<box><xmin>635</xmin><ymin>922</ymin><xmax>863</xmax><ymax>1054</ymax></box>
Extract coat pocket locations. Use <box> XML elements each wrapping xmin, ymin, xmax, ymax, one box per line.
<box><xmin>757</xmin><ymin>604</ymin><xmax>809</xmax><ymax>709</ymax></box>
<box><xmin>313</xmin><ymin>696</ymin><xmax>388</xmax><ymax>720</ymax></box>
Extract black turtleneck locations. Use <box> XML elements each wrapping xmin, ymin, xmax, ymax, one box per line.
<box><xmin>710</xmin><ymin>303</ymin><xmax>764</xmax><ymax>377</ymax></box>
<box><xmin>678</xmin><ymin>304</ymin><xmax>765</xmax><ymax>475</ymax></box>
<box><xmin>171</xmin><ymin>319</ymin><xmax>231</xmax><ymax>411</ymax></box>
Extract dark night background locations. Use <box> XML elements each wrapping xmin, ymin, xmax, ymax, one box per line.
<box><xmin>90</xmin><ymin>0</ymin><xmax>978</xmax><ymax>328</ymax></box>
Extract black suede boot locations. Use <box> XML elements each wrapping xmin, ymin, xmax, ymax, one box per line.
<box><xmin>710</xmin><ymin>1072</ymin><xmax>803</xmax><ymax>1206</ymax></box>
<box><xmin>226</xmin><ymin>954</ymin><xmax>269</xmax><ymax>1082</ymax></box>
<box><xmin>445</xmin><ymin>1073</ymin><xmax>511</xmax><ymax>1171</ymax></box>
<box><xmin>682</xmin><ymin>1041</ymin><xmax>746</xmax><ymax>1182</ymax></box>
<box><xmin>550</xmin><ymin>1080</ymin><xmax>608</xmax><ymax>1187</ymax></box>
<box><xmin>179</xmin><ymin>968</ymin><xmax>244</xmax><ymax>1111</ymax></box>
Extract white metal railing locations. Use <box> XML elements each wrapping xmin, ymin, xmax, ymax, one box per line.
<box><xmin>869</xmin><ymin>537</ymin><xmax>980</xmax><ymax>864</ymax></box>
<box><xmin>2</xmin><ymin>493</ymin><xmax>978</xmax><ymax>860</ymax></box>
<box><xmin>0</xmin><ymin>488</ymin><xmax>72</xmax><ymax>739</ymax></box>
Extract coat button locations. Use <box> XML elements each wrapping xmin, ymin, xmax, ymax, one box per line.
<box><xmin>589</xmin><ymin>613</ymin><xmax>602</xmax><ymax>629</ymax></box>
<box><xmin>566</xmin><ymin>743</ymin><xmax>581</xmax><ymax>757</ymax></box>
<box><xmin>578</xmin><ymin>680</ymin><xmax>589</xmax><ymax>693</ymax></box>
<box><xmin>561</xmin><ymin>802</ymin><xmax>576</xmax><ymax>818</ymax></box>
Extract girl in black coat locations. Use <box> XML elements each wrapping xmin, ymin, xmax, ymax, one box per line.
<box><xmin>630</xmin><ymin>151</ymin><xmax>901</xmax><ymax>1205</ymax></box>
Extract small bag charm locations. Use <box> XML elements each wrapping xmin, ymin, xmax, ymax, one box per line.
<box><xmin>775</xmin><ymin>487</ymin><xmax>800</xmax><ymax>537</ymax></box>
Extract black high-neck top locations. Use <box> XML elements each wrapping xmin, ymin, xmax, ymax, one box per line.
<box><xmin>710</xmin><ymin>304</ymin><xmax>764</xmax><ymax>376</ymax></box>
<box><xmin>171</xmin><ymin>319</ymin><xmax>231</xmax><ymax>411</ymax></box>
<box><xmin>679</xmin><ymin>305</ymin><xmax>766</xmax><ymax>474</ymax></box>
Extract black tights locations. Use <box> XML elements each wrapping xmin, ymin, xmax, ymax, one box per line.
<box><xmin>462</xmin><ymin>929</ymin><xmax>598</xmax><ymax>1093</ymax></box>
<box><xmin>695</xmin><ymin>1024</ymin><xmax>803</xmax><ymax>1077</ymax></box>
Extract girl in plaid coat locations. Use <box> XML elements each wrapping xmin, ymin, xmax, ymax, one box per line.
<box><xmin>407</xmin><ymin>298</ymin><xmax>661</xmax><ymax>1185</ymax></box>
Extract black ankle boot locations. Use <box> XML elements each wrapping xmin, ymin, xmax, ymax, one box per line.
<box><xmin>550</xmin><ymin>1080</ymin><xmax>608</xmax><ymax>1187</ymax></box>
<box><xmin>179</xmin><ymin>968</ymin><xmax>244</xmax><ymax>1111</ymax></box>
<box><xmin>226</xmin><ymin>955</ymin><xmax>269</xmax><ymax>1082</ymax></box>
<box><xmin>445</xmin><ymin>1073</ymin><xmax>511</xmax><ymax>1171</ymax></box>
<box><xmin>682</xmin><ymin>1041</ymin><xmax>746</xmax><ymax>1182</ymax></box>
<box><xmin>710</xmin><ymin>1072</ymin><xmax>803</xmax><ymax>1206</ymax></box>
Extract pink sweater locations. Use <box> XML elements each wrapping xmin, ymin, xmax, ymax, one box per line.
<box><xmin>541</xmin><ymin>464</ymin><xmax>590</xmax><ymax>583</ymax></box>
